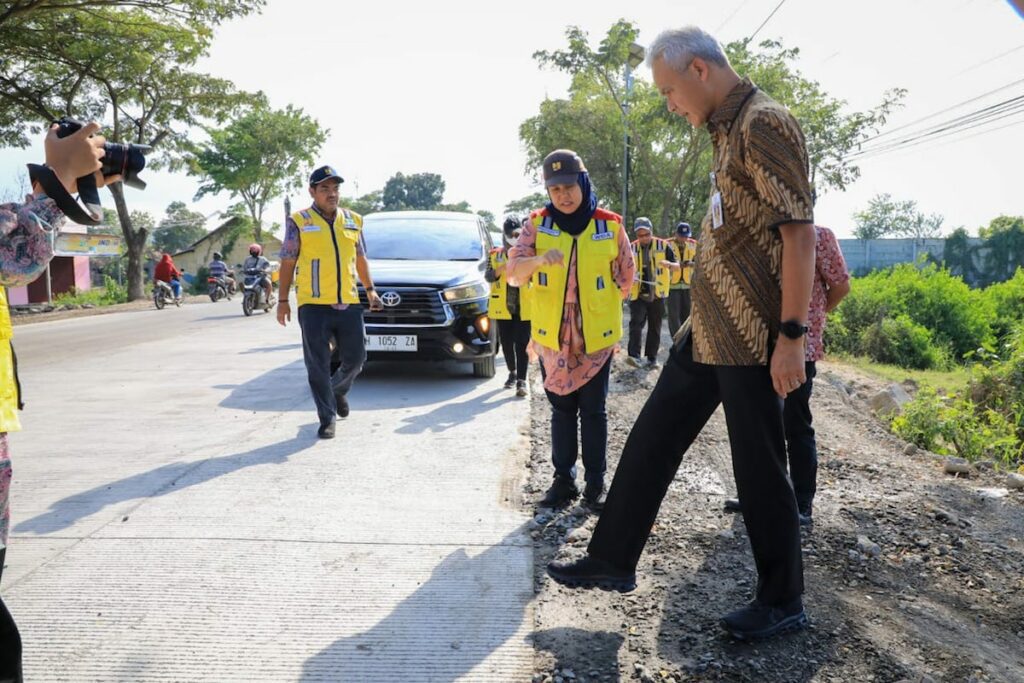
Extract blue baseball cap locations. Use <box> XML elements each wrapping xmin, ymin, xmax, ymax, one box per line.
<box><xmin>309</xmin><ymin>165</ymin><xmax>344</xmax><ymax>186</ymax></box>
<box><xmin>634</xmin><ymin>216</ymin><xmax>653</xmax><ymax>233</ymax></box>
<box><xmin>676</xmin><ymin>222</ymin><xmax>691</xmax><ymax>237</ymax></box>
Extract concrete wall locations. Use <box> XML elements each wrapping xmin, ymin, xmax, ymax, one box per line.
<box><xmin>837</xmin><ymin>237</ymin><xmax>987</xmax><ymax>275</ymax></box>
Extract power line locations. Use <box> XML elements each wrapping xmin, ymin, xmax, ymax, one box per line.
<box><xmin>745</xmin><ymin>0</ymin><xmax>782</xmax><ymax>41</ymax></box>
<box><xmin>954</xmin><ymin>42</ymin><xmax>1024</xmax><ymax>77</ymax></box>
<box><xmin>716</xmin><ymin>0</ymin><xmax>752</xmax><ymax>33</ymax></box>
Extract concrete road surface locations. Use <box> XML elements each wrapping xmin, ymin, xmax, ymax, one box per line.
<box><xmin>4</xmin><ymin>300</ymin><xmax>534</xmax><ymax>681</ymax></box>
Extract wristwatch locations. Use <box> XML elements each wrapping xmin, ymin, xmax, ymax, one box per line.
<box><xmin>365</xmin><ymin>286</ymin><xmax>376</xmax><ymax>293</ymax></box>
<box><xmin>780</xmin><ymin>320</ymin><xmax>809</xmax><ymax>340</ymax></box>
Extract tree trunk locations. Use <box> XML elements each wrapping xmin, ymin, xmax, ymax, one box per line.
<box><xmin>108</xmin><ymin>182</ymin><xmax>148</xmax><ymax>301</ymax></box>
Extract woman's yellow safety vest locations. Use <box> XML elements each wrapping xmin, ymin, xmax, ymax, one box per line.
<box><xmin>0</xmin><ymin>287</ymin><xmax>22</xmax><ymax>433</ymax></box>
<box><xmin>488</xmin><ymin>249</ymin><xmax>530</xmax><ymax>321</ymax></box>
<box><xmin>630</xmin><ymin>238</ymin><xmax>672</xmax><ymax>300</ymax></box>
<box><xmin>292</xmin><ymin>208</ymin><xmax>362</xmax><ymax>307</ymax></box>
<box><xmin>530</xmin><ymin>210</ymin><xmax>623</xmax><ymax>353</ymax></box>
<box><xmin>679</xmin><ymin>237</ymin><xmax>697</xmax><ymax>286</ymax></box>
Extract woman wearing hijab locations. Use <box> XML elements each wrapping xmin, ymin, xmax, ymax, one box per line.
<box><xmin>485</xmin><ymin>215</ymin><xmax>532</xmax><ymax>397</ymax></box>
<box><xmin>508</xmin><ymin>150</ymin><xmax>636</xmax><ymax>509</ymax></box>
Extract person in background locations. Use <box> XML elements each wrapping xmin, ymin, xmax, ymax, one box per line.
<box><xmin>627</xmin><ymin>217</ymin><xmax>679</xmax><ymax>368</ymax></box>
<box><xmin>154</xmin><ymin>252</ymin><xmax>183</xmax><ymax>301</ymax></box>
<box><xmin>208</xmin><ymin>251</ymin><xmax>235</xmax><ymax>295</ymax></box>
<box><xmin>486</xmin><ymin>215</ymin><xmax>531</xmax><ymax>397</ymax></box>
<box><xmin>667</xmin><ymin>221</ymin><xmax>697</xmax><ymax>337</ymax></box>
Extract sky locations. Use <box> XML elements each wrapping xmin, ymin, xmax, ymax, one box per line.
<box><xmin>1</xmin><ymin>0</ymin><xmax>1022</xmax><ymax>239</ymax></box>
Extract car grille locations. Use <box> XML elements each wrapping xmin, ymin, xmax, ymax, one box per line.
<box><xmin>359</xmin><ymin>287</ymin><xmax>448</xmax><ymax>325</ymax></box>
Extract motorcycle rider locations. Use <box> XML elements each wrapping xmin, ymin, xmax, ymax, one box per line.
<box><xmin>154</xmin><ymin>253</ymin><xmax>183</xmax><ymax>301</ymax></box>
<box><xmin>243</xmin><ymin>244</ymin><xmax>274</xmax><ymax>304</ymax></box>
<box><xmin>207</xmin><ymin>251</ymin><xmax>235</xmax><ymax>295</ymax></box>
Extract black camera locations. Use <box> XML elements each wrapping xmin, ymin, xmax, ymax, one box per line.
<box><xmin>55</xmin><ymin>117</ymin><xmax>150</xmax><ymax>190</ymax></box>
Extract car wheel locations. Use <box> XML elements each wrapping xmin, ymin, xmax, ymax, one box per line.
<box><xmin>472</xmin><ymin>354</ymin><xmax>496</xmax><ymax>378</ymax></box>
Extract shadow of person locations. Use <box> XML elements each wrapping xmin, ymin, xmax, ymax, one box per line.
<box><xmin>395</xmin><ymin>387</ymin><xmax>516</xmax><ymax>434</ymax></box>
<box><xmin>300</xmin><ymin>526</ymin><xmax>533</xmax><ymax>682</ymax></box>
<box><xmin>532</xmin><ymin>627</ymin><xmax>624</xmax><ymax>681</ymax></box>
<box><xmin>15</xmin><ymin>424</ymin><xmax>320</xmax><ymax>535</ymax></box>
<box><xmin>239</xmin><ymin>343</ymin><xmax>304</xmax><ymax>354</ymax></box>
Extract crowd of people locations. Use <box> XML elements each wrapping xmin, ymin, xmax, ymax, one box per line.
<box><xmin>0</xmin><ymin>22</ymin><xmax>859</xmax><ymax>678</ymax></box>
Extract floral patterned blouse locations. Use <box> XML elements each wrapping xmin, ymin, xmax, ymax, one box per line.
<box><xmin>509</xmin><ymin>218</ymin><xmax>635</xmax><ymax>396</ymax></box>
<box><xmin>807</xmin><ymin>225</ymin><xmax>849</xmax><ymax>362</ymax></box>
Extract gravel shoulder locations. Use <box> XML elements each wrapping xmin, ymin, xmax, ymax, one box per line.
<box><xmin>525</xmin><ymin>343</ymin><xmax>1024</xmax><ymax>683</ymax></box>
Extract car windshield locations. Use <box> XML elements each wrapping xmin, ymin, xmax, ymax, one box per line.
<box><xmin>363</xmin><ymin>216</ymin><xmax>483</xmax><ymax>261</ymax></box>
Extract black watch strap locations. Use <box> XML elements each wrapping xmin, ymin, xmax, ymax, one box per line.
<box><xmin>780</xmin><ymin>320</ymin><xmax>809</xmax><ymax>340</ymax></box>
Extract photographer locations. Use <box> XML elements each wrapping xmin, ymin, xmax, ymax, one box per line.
<box><xmin>0</xmin><ymin>121</ymin><xmax>119</xmax><ymax>682</ymax></box>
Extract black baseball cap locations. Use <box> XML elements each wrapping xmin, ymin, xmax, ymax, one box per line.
<box><xmin>676</xmin><ymin>222</ymin><xmax>692</xmax><ymax>237</ymax></box>
<box><xmin>309</xmin><ymin>165</ymin><xmax>344</xmax><ymax>186</ymax></box>
<box><xmin>634</xmin><ymin>217</ymin><xmax>653</xmax><ymax>233</ymax></box>
<box><xmin>542</xmin><ymin>149</ymin><xmax>587</xmax><ymax>187</ymax></box>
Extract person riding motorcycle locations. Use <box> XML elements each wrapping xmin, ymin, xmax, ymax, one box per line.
<box><xmin>207</xmin><ymin>251</ymin><xmax>236</xmax><ymax>294</ymax></box>
<box><xmin>242</xmin><ymin>244</ymin><xmax>273</xmax><ymax>303</ymax></box>
<box><xmin>154</xmin><ymin>253</ymin><xmax>183</xmax><ymax>301</ymax></box>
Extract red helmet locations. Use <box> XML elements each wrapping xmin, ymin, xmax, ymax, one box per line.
<box><xmin>249</xmin><ymin>243</ymin><xmax>262</xmax><ymax>257</ymax></box>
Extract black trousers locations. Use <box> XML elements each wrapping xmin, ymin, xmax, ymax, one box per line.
<box><xmin>497</xmin><ymin>317</ymin><xmax>531</xmax><ymax>380</ymax></box>
<box><xmin>588</xmin><ymin>338</ymin><xmax>804</xmax><ymax>607</ymax></box>
<box><xmin>628</xmin><ymin>298</ymin><xmax>666</xmax><ymax>361</ymax></box>
<box><xmin>785</xmin><ymin>361</ymin><xmax>817</xmax><ymax>511</ymax></box>
<box><xmin>667</xmin><ymin>288</ymin><xmax>691</xmax><ymax>338</ymax></box>
<box><xmin>541</xmin><ymin>357</ymin><xmax>611</xmax><ymax>486</ymax></box>
<box><xmin>298</xmin><ymin>304</ymin><xmax>366</xmax><ymax>427</ymax></box>
<box><xmin>0</xmin><ymin>548</ymin><xmax>23</xmax><ymax>682</ymax></box>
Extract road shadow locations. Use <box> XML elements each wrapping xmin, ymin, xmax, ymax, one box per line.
<box><xmin>15</xmin><ymin>424</ymin><xmax>320</xmax><ymax>535</ymax></box>
<box><xmin>395</xmin><ymin>387</ymin><xmax>518</xmax><ymax>434</ymax></box>
<box><xmin>300</xmin><ymin>525</ymin><xmax>532</xmax><ymax>682</ymax></box>
<box><xmin>217</xmin><ymin>359</ymin><xmax>495</xmax><ymax>413</ymax></box>
<box><xmin>239</xmin><ymin>343</ymin><xmax>304</xmax><ymax>354</ymax></box>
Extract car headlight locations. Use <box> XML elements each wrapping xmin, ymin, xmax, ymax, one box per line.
<box><xmin>442</xmin><ymin>282</ymin><xmax>489</xmax><ymax>302</ymax></box>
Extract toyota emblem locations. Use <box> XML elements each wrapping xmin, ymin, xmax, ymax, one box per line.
<box><xmin>381</xmin><ymin>291</ymin><xmax>402</xmax><ymax>307</ymax></box>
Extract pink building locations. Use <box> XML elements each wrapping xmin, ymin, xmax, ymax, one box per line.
<box><xmin>6</xmin><ymin>221</ymin><xmax>92</xmax><ymax>305</ymax></box>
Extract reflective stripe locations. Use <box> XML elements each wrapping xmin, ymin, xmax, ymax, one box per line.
<box><xmin>311</xmin><ymin>259</ymin><xmax>320</xmax><ymax>298</ymax></box>
<box><xmin>538</xmin><ymin>272</ymin><xmax>548</xmax><ymax>286</ymax></box>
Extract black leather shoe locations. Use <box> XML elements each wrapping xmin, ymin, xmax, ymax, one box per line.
<box><xmin>798</xmin><ymin>502</ymin><xmax>813</xmax><ymax>526</ymax></box>
<box><xmin>721</xmin><ymin>599</ymin><xmax>808</xmax><ymax>640</ymax></box>
<box><xmin>503</xmin><ymin>372</ymin><xmax>516</xmax><ymax>389</ymax></box>
<box><xmin>538</xmin><ymin>476</ymin><xmax>579</xmax><ymax>508</ymax></box>
<box><xmin>547</xmin><ymin>555</ymin><xmax>636</xmax><ymax>593</ymax></box>
<box><xmin>723</xmin><ymin>497</ymin><xmax>741</xmax><ymax>512</ymax></box>
<box><xmin>583</xmin><ymin>481</ymin><xmax>606</xmax><ymax>510</ymax></box>
<box><xmin>335</xmin><ymin>393</ymin><xmax>349</xmax><ymax>418</ymax></box>
<box><xmin>317</xmin><ymin>421</ymin><xmax>336</xmax><ymax>439</ymax></box>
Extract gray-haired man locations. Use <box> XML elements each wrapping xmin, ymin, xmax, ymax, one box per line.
<box><xmin>547</xmin><ymin>26</ymin><xmax>817</xmax><ymax>641</ymax></box>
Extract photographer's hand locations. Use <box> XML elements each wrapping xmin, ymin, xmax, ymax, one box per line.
<box><xmin>44</xmin><ymin>122</ymin><xmax>105</xmax><ymax>194</ymax></box>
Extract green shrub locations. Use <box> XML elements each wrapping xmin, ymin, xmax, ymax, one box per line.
<box><xmin>54</xmin><ymin>275</ymin><xmax>128</xmax><ymax>307</ymax></box>
<box><xmin>859</xmin><ymin>315</ymin><xmax>946</xmax><ymax>370</ymax></box>
<box><xmin>190</xmin><ymin>266</ymin><xmax>210</xmax><ymax>295</ymax></box>
<box><xmin>983</xmin><ymin>268</ymin><xmax>1024</xmax><ymax>342</ymax></box>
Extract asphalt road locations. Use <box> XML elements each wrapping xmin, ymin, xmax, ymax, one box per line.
<box><xmin>5</xmin><ymin>299</ymin><xmax>534</xmax><ymax>681</ymax></box>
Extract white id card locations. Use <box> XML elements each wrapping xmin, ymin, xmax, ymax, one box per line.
<box><xmin>711</xmin><ymin>191</ymin><xmax>724</xmax><ymax>229</ymax></box>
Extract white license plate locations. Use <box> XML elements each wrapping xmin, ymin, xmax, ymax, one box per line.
<box><xmin>365</xmin><ymin>334</ymin><xmax>418</xmax><ymax>352</ymax></box>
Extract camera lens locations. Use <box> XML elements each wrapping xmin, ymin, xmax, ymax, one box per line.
<box><xmin>101</xmin><ymin>142</ymin><xmax>150</xmax><ymax>189</ymax></box>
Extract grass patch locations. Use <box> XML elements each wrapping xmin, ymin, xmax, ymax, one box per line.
<box><xmin>828</xmin><ymin>353</ymin><xmax>971</xmax><ymax>394</ymax></box>
<box><xmin>53</xmin><ymin>276</ymin><xmax>129</xmax><ymax>307</ymax></box>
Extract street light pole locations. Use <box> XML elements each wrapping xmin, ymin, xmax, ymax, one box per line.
<box><xmin>622</xmin><ymin>42</ymin><xmax>646</xmax><ymax>230</ymax></box>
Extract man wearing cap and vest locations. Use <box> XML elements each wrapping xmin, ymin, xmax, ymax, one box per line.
<box><xmin>627</xmin><ymin>217</ymin><xmax>679</xmax><ymax>368</ymax></box>
<box><xmin>667</xmin><ymin>221</ymin><xmax>698</xmax><ymax>338</ymax></box>
<box><xmin>486</xmin><ymin>215</ymin><xmax>532</xmax><ymax>397</ymax></box>
<box><xmin>507</xmin><ymin>149</ymin><xmax>635</xmax><ymax>510</ymax></box>
<box><xmin>277</xmin><ymin>165</ymin><xmax>384</xmax><ymax>439</ymax></box>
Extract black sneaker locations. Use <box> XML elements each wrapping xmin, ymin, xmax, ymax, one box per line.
<box><xmin>503</xmin><ymin>372</ymin><xmax>516</xmax><ymax>389</ymax></box>
<box><xmin>583</xmin><ymin>481</ymin><xmax>606</xmax><ymax>510</ymax></box>
<box><xmin>625</xmin><ymin>355</ymin><xmax>643</xmax><ymax>368</ymax></box>
<box><xmin>720</xmin><ymin>599</ymin><xmax>808</xmax><ymax>640</ymax></box>
<box><xmin>538</xmin><ymin>476</ymin><xmax>579</xmax><ymax>508</ymax></box>
<box><xmin>318</xmin><ymin>421</ymin><xmax>336</xmax><ymax>439</ymax></box>
<box><xmin>335</xmin><ymin>392</ymin><xmax>350</xmax><ymax>418</ymax></box>
<box><xmin>547</xmin><ymin>555</ymin><xmax>637</xmax><ymax>593</ymax></box>
<box><xmin>723</xmin><ymin>497</ymin><xmax>741</xmax><ymax>512</ymax></box>
<box><xmin>515</xmin><ymin>380</ymin><xmax>528</xmax><ymax>397</ymax></box>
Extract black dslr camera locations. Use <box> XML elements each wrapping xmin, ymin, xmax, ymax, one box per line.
<box><xmin>53</xmin><ymin>117</ymin><xmax>150</xmax><ymax>217</ymax></box>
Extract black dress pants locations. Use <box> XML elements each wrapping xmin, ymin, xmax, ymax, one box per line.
<box><xmin>628</xmin><ymin>298</ymin><xmax>665</xmax><ymax>361</ymax></box>
<box><xmin>588</xmin><ymin>338</ymin><xmax>804</xmax><ymax>607</ymax></box>
<box><xmin>497</xmin><ymin>317</ymin><xmax>531</xmax><ymax>380</ymax></box>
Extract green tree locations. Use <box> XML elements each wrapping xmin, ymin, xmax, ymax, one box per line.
<box><xmin>853</xmin><ymin>193</ymin><xmax>943</xmax><ymax>241</ymax></box>
<box><xmin>504</xmin><ymin>192</ymin><xmax>549</xmax><ymax>216</ymax></box>
<box><xmin>188</xmin><ymin>103</ymin><xmax>326</xmax><ymax>241</ymax></box>
<box><xmin>525</xmin><ymin>21</ymin><xmax>903</xmax><ymax>233</ymax></box>
<box><xmin>381</xmin><ymin>172</ymin><xmax>446</xmax><ymax>211</ymax></box>
<box><xmin>151</xmin><ymin>201</ymin><xmax>208</xmax><ymax>254</ymax></box>
<box><xmin>476</xmin><ymin>210</ymin><xmax>497</xmax><ymax>231</ymax></box>
<box><xmin>0</xmin><ymin>3</ymin><xmax>263</xmax><ymax>299</ymax></box>
<box><xmin>978</xmin><ymin>215</ymin><xmax>1024</xmax><ymax>286</ymax></box>
<box><xmin>943</xmin><ymin>227</ymin><xmax>979</xmax><ymax>285</ymax></box>
<box><xmin>340</xmin><ymin>190</ymin><xmax>383</xmax><ymax>216</ymax></box>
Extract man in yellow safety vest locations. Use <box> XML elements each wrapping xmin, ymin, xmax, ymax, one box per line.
<box><xmin>627</xmin><ymin>217</ymin><xmax>679</xmax><ymax>368</ymax></box>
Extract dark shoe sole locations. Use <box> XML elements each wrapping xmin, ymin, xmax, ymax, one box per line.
<box><xmin>318</xmin><ymin>430</ymin><xmax>335</xmax><ymax>439</ymax></box>
<box><xmin>537</xmin><ymin>492</ymin><xmax>579</xmax><ymax>509</ymax></box>
<box><xmin>335</xmin><ymin>394</ymin><xmax>349</xmax><ymax>418</ymax></box>
<box><xmin>723</xmin><ymin>498</ymin><xmax>741</xmax><ymax>512</ymax></box>
<box><xmin>546</xmin><ymin>566</ymin><xmax>636</xmax><ymax>593</ymax></box>
<box><xmin>721</xmin><ymin>610</ymin><xmax>809</xmax><ymax>641</ymax></box>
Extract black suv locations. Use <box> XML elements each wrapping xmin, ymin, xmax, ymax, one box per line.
<box><xmin>355</xmin><ymin>210</ymin><xmax>497</xmax><ymax>377</ymax></box>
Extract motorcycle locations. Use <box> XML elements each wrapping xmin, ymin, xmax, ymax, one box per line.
<box><xmin>241</xmin><ymin>269</ymin><xmax>275</xmax><ymax>316</ymax></box>
<box><xmin>208</xmin><ymin>275</ymin><xmax>234</xmax><ymax>302</ymax></box>
<box><xmin>153</xmin><ymin>279</ymin><xmax>181</xmax><ymax>309</ymax></box>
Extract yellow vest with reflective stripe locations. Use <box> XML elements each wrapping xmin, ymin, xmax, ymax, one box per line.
<box><xmin>530</xmin><ymin>211</ymin><xmax>623</xmax><ymax>353</ymax></box>
<box><xmin>678</xmin><ymin>237</ymin><xmax>697</xmax><ymax>286</ymax></box>
<box><xmin>0</xmin><ymin>287</ymin><xmax>21</xmax><ymax>433</ymax></box>
<box><xmin>630</xmin><ymin>238</ymin><xmax>672</xmax><ymax>300</ymax></box>
<box><xmin>292</xmin><ymin>208</ymin><xmax>362</xmax><ymax>307</ymax></box>
<box><xmin>489</xmin><ymin>248</ymin><xmax>532</xmax><ymax>321</ymax></box>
